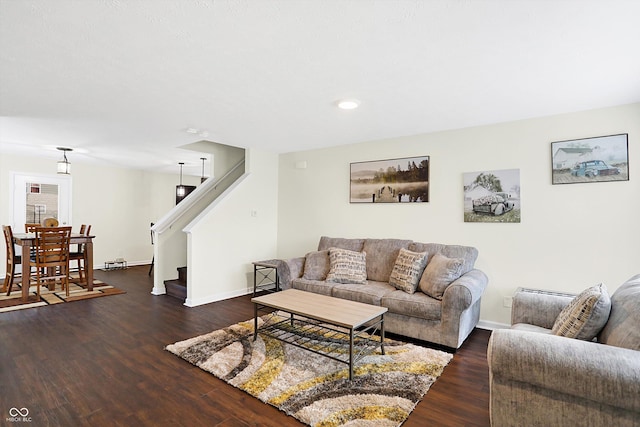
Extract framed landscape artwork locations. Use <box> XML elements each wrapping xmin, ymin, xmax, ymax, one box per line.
<box><xmin>551</xmin><ymin>134</ymin><xmax>629</xmax><ymax>185</ymax></box>
<box><xmin>350</xmin><ymin>156</ymin><xmax>429</xmax><ymax>203</ymax></box>
<box><xmin>463</xmin><ymin>168</ymin><xmax>521</xmax><ymax>223</ymax></box>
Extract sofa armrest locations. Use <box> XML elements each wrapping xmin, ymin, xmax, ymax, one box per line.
<box><xmin>442</xmin><ymin>269</ymin><xmax>488</xmax><ymax>312</ymax></box>
<box><xmin>488</xmin><ymin>329</ymin><xmax>640</xmax><ymax>413</ymax></box>
<box><xmin>511</xmin><ymin>291</ymin><xmax>574</xmax><ymax>329</ymax></box>
<box><xmin>276</xmin><ymin>257</ymin><xmax>305</xmax><ymax>290</ymax></box>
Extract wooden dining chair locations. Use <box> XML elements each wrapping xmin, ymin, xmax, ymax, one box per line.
<box><xmin>3</xmin><ymin>225</ymin><xmax>22</xmax><ymax>295</ymax></box>
<box><xmin>25</xmin><ymin>223</ymin><xmax>40</xmax><ymax>233</ymax></box>
<box><xmin>69</xmin><ymin>224</ymin><xmax>90</xmax><ymax>284</ymax></box>
<box><xmin>148</xmin><ymin>222</ymin><xmax>154</xmax><ymax>276</ymax></box>
<box><xmin>30</xmin><ymin>226</ymin><xmax>72</xmax><ymax>298</ymax></box>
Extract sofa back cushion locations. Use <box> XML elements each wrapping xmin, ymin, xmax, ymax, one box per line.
<box><xmin>599</xmin><ymin>274</ymin><xmax>640</xmax><ymax>350</ymax></box>
<box><xmin>317</xmin><ymin>236</ymin><xmax>365</xmax><ymax>252</ymax></box>
<box><xmin>409</xmin><ymin>242</ymin><xmax>478</xmax><ymax>275</ymax></box>
<box><xmin>363</xmin><ymin>239</ymin><xmax>412</xmax><ymax>282</ymax></box>
<box><xmin>302</xmin><ymin>250</ymin><xmax>330</xmax><ymax>281</ymax></box>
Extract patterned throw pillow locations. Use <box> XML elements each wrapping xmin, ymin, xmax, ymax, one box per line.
<box><xmin>389</xmin><ymin>248</ymin><xmax>428</xmax><ymax>294</ymax></box>
<box><xmin>326</xmin><ymin>247</ymin><xmax>367</xmax><ymax>284</ymax></box>
<box><xmin>551</xmin><ymin>283</ymin><xmax>611</xmax><ymax>340</ymax></box>
<box><xmin>419</xmin><ymin>253</ymin><xmax>464</xmax><ymax>299</ymax></box>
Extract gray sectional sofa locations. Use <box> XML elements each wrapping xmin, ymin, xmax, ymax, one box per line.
<box><xmin>487</xmin><ymin>274</ymin><xmax>640</xmax><ymax>426</ymax></box>
<box><xmin>278</xmin><ymin>236</ymin><xmax>488</xmax><ymax>349</ymax></box>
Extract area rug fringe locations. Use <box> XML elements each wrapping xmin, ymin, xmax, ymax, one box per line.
<box><xmin>166</xmin><ymin>315</ymin><xmax>453</xmax><ymax>427</ymax></box>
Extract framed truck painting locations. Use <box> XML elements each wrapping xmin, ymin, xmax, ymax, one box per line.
<box><xmin>350</xmin><ymin>156</ymin><xmax>429</xmax><ymax>203</ymax></box>
<box><xmin>551</xmin><ymin>134</ymin><xmax>629</xmax><ymax>185</ymax></box>
<box><xmin>464</xmin><ymin>169</ymin><xmax>521</xmax><ymax>223</ymax></box>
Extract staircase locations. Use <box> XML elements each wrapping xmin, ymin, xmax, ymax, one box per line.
<box><xmin>164</xmin><ymin>267</ymin><xmax>187</xmax><ymax>302</ymax></box>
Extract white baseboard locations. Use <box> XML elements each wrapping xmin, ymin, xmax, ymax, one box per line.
<box><xmin>477</xmin><ymin>320</ymin><xmax>510</xmax><ymax>330</ymax></box>
<box><xmin>184</xmin><ymin>287</ymin><xmax>253</xmax><ymax>307</ymax></box>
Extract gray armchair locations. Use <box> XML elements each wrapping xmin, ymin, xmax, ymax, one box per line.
<box><xmin>487</xmin><ymin>274</ymin><xmax>640</xmax><ymax>426</ymax></box>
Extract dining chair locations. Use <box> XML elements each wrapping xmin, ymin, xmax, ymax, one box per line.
<box><xmin>148</xmin><ymin>222</ymin><xmax>154</xmax><ymax>276</ymax></box>
<box><xmin>69</xmin><ymin>224</ymin><xmax>89</xmax><ymax>284</ymax></box>
<box><xmin>3</xmin><ymin>225</ymin><xmax>22</xmax><ymax>295</ymax></box>
<box><xmin>25</xmin><ymin>223</ymin><xmax>40</xmax><ymax>233</ymax></box>
<box><xmin>30</xmin><ymin>226</ymin><xmax>72</xmax><ymax>298</ymax></box>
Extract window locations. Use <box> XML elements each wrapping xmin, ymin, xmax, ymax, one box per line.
<box><xmin>29</xmin><ymin>183</ymin><xmax>41</xmax><ymax>194</ymax></box>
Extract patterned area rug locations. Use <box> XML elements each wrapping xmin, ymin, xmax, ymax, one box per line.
<box><xmin>0</xmin><ymin>275</ymin><xmax>125</xmax><ymax>313</ymax></box>
<box><xmin>166</xmin><ymin>314</ymin><xmax>453</xmax><ymax>427</ymax></box>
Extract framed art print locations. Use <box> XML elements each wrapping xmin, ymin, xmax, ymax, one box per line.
<box><xmin>350</xmin><ymin>156</ymin><xmax>429</xmax><ymax>203</ymax></box>
<box><xmin>551</xmin><ymin>134</ymin><xmax>629</xmax><ymax>185</ymax></box>
<box><xmin>463</xmin><ymin>168</ymin><xmax>521</xmax><ymax>223</ymax></box>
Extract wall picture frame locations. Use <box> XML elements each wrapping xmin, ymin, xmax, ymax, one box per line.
<box><xmin>350</xmin><ymin>156</ymin><xmax>429</xmax><ymax>203</ymax></box>
<box><xmin>551</xmin><ymin>134</ymin><xmax>629</xmax><ymax>185</ymax></box>
<box><xmin>463</xmin><ymin>168</ymin><xmax>521</xmax><ymax>223</ymax></box>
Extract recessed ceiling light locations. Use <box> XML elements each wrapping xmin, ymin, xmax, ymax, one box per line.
<box><xmin>337</xmin><ymin>99</ymin><xmax>360</xmax><ymax>110</ymax></box>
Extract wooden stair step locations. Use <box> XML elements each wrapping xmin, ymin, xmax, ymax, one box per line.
<box><xmin>177</xmin><ymin>266</ymin><xmax>187</xmax><ymax>282</ymax></box>
<box><xmin>164</xmin><ymin>279</ymin><xmax>186</xmax><ymax>301</ymax></box>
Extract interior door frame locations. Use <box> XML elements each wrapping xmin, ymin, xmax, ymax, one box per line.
<box><xmin>11</xmin><ymin>172</ymin><xmax>72</xmax><ymax>230</ymax></box>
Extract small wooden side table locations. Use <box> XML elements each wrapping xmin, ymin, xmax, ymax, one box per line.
<box><xmin>252</xmin><ymin>259</ymin><xmax>280</xmax><ymax>296</ymax></box>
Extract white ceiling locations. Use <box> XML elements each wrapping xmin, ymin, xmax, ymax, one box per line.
<box><xmin>1</xmin><ymin>0</ymin><xmax>639</xmax><ymax>176</ymax></box>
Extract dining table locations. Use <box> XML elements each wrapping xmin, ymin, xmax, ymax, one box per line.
<box><xmin>12</xmin><ymin>232</ymin><xmax>95</xmax><ymax>302</ymax></box>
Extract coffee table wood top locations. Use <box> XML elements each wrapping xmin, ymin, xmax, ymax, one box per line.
<box><xmin>252</xmin><ymin>289</ymin><xmax>387</xmax><ymax>329</ymax></box>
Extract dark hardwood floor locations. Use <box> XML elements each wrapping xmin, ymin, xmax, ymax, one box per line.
<box><xmin>0</xmin><ymin>266</ymin><xmax>491</xmax><ymax>426</ymax></box>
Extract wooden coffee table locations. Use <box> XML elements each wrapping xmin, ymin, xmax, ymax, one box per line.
<box><xmin>251</xmin><ymin>289</ymin><xmax>387</xmax><ymax>380</ymax></box>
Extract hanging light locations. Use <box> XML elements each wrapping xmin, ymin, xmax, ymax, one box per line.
<box><xmin>175</xmin><ymin>162</ymin><xmax>197</xmax><ymax>204</ymax></box>
<box><xmin>200</xmin><ymin>157</ymin><xmax>207</xmax><ymax>183</ymax></box>
<box><xmin>176</xmin><ymin>162</ymin><xmax>186</xmax><ymax>197</ymax></box>
<box><xmin>56</xmin><ymin>147</ymin><xmax>72</xmax><ymax>174</ymax></box>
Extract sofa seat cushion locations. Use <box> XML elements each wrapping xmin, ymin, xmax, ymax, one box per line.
<box><xmin>290</xmin><ymin>278</ymin><xmax>335</xmax><ymax>296</ymax></box>
<box><xmin>331</xmin><ymin>281</ymin><xmax>394</xmax><ymax>306</ymax></box>
<box><xmin>317</xmin><ymin>236</ymin><xmax>365</xmax><ymax>252</ymax></box>
<box><xmin>599</xmin><ymin>274</ymin><xmax>640</xmax><ymax>350</ymax></box>
<box><xmin>363</xmin><ymin>239</ymin><xmax>412</xmax><ymax>282</ymax></box>
<box><xmin>381</xmin><ymin>290</ymin><xmax>442</xmax><ymax>321</ymax></box>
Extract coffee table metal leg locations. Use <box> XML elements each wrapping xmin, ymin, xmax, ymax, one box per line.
<box><xmin>381</xmin><ymin>314</ymin><xmax>385</xmax><ymax>355</ymax></box>
<box><xmin>349</xmin><ymin>329</ymin><xmax>354</xmax><ymax>380</ymax></box>
<box><xmin>253</xmin><ymin>265</ymin><xmax>257</xmax><ymax>297</ymax></box>
<box><xmin>253</xmin><ymin>303</ymin><xmax>258</xmax><ymax>341</ymax></box>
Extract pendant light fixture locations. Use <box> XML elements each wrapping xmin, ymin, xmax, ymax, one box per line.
<box><xmin>176</xmin><ymin>162</ymin><xmax>186</xmax><ymax>197</ymax></box>
<box><xmin>200</xmin><ymin>157</ymin><xmax>207</xmax><ymax>183</ymax></box>
<box><xmin>175</xmin><ymin>162</ymin><xmax>197</xmax><ymax>205</ymax></box>
<box><xmin>56</xmin><ymin>147</ymin><xmax>72</xmax><ymax>174</ymax></box>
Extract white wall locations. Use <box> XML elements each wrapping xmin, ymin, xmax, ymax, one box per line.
<box><xmin>0</xmin><ymin>153</ymin><xmax>191</xmax><ymax>271</ymax></box>
<box><xmin>277</xmin><ymin>103</ymin><xmax>640</xmax><ymax>325</ymax></box>
<box><xmin>186</xmin><ymin>148</ymin><xmax>279</xmax><ymax>306</ymax></box>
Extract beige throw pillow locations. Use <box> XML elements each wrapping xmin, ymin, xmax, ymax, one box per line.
<box><xmin>419</xmin><ymin>253</ymin><xmax>464</xmax><ymax>299</ymax></box>
<box><xmin>389</xmin><ymin>248</ymin><xmax>428</xmax><ymax>294</ymax></box>
<box><xmin>551</xmin><ymin>283</ymin><xmax>611</xmax><ymax>340</ymax></box>
<box><xmin>302</xmin><ymin>250</ymin><xmax>330</xmax><ymax>281</ymax></box>
<box><xmin>326</xmin><ymin>247</ymin><xmax>367</xmax><ymax>284</ymax></box>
